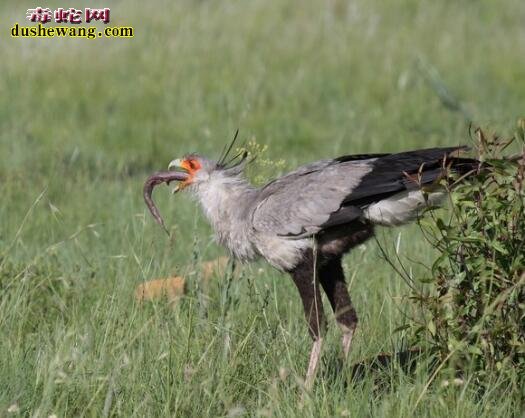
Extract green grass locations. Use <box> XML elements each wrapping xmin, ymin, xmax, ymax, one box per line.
<box><xmin>1</xmin><ymin>0</ymin><xmax>524</xmax><ymax>416</ymax></box>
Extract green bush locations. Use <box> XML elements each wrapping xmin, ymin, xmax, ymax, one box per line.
<box><xmin>408</xmin><ymin>125</ymin><xmax>525</xmax><ymax>383</ymax></box>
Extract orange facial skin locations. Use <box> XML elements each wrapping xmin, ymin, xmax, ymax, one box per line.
<box><xmin>179</xmin><ymin>158</ymin><xmax>202</xmax><ymax>188</ymax></box>
<box><xmin>180</xmin><ymin>158</ymin><xmax>201</xmax><ymax>173</ymax></box>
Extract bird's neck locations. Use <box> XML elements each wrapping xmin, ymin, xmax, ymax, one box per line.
<box><xmin>192</xmin><ymin>173</ymin><xmax>258</xmax><ymax>260</ymax></box>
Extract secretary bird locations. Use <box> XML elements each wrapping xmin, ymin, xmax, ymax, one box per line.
<box><xmin>144</xmin><ymin>141</ymin><xmax>478</xmax><ymax>388</ymax></box>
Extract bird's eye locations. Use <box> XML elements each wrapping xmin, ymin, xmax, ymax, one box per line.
<box><xmin>187</xmin><ymin>159</ymin><xmax>200</xmax><ymax>171</ymax></box>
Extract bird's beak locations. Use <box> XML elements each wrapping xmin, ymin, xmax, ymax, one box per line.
<box><xmin>168</xmin><ymin>158</ymin><xmax>190</xmax><ymax>193</ymax></box>
<box><xmin>168</xmin><ymin>158</ymin><xmax>188</xmax><ymax>172</ymax></box>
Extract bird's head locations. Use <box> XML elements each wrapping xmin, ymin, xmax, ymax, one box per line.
<box><xmin>167</xmin><ymin>150</ymin><xmax>249</xmax><ymax>192</ymax></box>
<box><xmin>167</xmin><ymin>153</ymin><xmax>216</xmax><ymax>193</ymax></box>
<box><xmin>144</xmin><ymin>136</ymin><xmax>249</xmax><ymax>233</ymax></box>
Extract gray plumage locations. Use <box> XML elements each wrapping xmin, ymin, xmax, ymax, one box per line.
<box><xmin>144</xmin><ymin>145</ymin><xmax>478</xmax><ymax>388</ymax></box>
<box><xmin>251</xmin><ymin>160</ymin><xmax>372</xmax><ymax>238</ymax></box>
<box><xmin>144</xmin><ymin>147</ymin><xmax>474</xmax><ymax>271</ymax></box>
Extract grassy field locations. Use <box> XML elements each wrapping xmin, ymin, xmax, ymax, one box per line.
<box><xmin>1</xmin><ymin>0</ymin><xmax>524</xmax><ymax>416</ymax></box>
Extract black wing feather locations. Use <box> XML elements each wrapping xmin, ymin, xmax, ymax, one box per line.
<box><xmin>341</xmin><ymin>147</ymin><xmax>465</xmax><ymax>205</ymax></box>
<box><xmin>321</xmin><ymin>146</ymin><xmax>476</xmax><ymax>229</ymax></box>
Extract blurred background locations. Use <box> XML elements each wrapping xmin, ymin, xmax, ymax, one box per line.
<box><xmin>1</xmin><ymin>0</ymin><xmax>524</xmax><ymax>416</ymax></box>
<box><xmin>2</xmin><ymin>0</ymin><xmax>524</xmax><ymax>257</ymax></box>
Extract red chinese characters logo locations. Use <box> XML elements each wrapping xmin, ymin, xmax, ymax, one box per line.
<box><xmin>26</xmin><ymin>7</ymin><xmax>111</xmax><ymax>24</ymax></box>
<box><xmin>53</xmin><ymin>8</ymin><xmax>83</xmax><ymax>24</ymax></box>
<box><xmin>85</xmin><ymin>8</ymin><xmax>111</xmax><ymax>24</ymax></box>
<box><xmin>26</xmin><ymin>7</ymin><xmax>52</xmax><ymax>23</ymax></box>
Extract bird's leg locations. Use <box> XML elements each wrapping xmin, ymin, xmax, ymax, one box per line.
<box><xmin>341</xmin><ymin>323</ymin><xmax>356</xmax><ymax>359</ymax></box>
<box><xmin>290</xmin><ymin>256</ymin><xmax>326</xmax><ymax>390</ymax></box>
<box><xmin>319</xmin><ymin>257</ymin><xmax>358</xmax><ymax>360</ymax></box>
<box><xmin>305</xmin><ymin>337</ymin><xmax>323</xmax><ymax>390</ymax></box>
